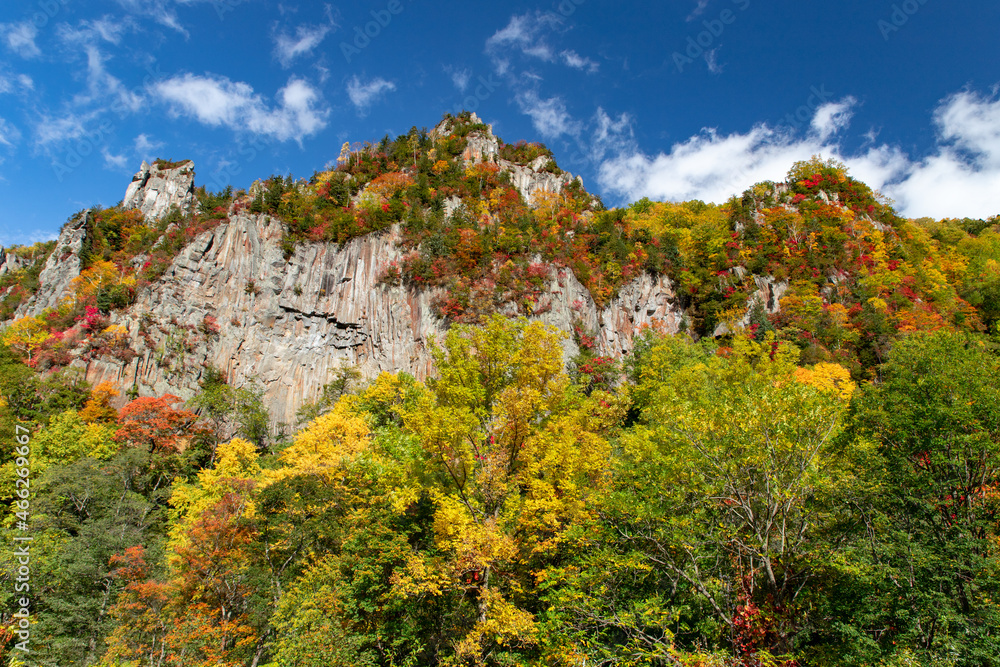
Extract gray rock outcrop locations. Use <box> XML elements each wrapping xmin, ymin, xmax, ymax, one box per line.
<box><xmin>0</xmin><ymin>249</ymin><xmax>28</xmax><ymax>277</ymax></box>
<box><xmin>123</xmin><ymin>160</ymin><xmax>196</xmax><ymax>221</ymax></box>
<box><xmin>440</xmin><ymin>114</ymin><xmax>580</xmax><ymax>205</ymax></box>
<box><xmin>15</xmin><ymin>212</ymin><xmax>88</xmax><ymax>317</ymax></box>
<box><xmin>11</xmin><ymin>155</ymin><xmax>684</xmax><ymax>427</ymax></box>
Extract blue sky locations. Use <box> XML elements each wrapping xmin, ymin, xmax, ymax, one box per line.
<box><xmin>1</xmin><ymin>0</ymin><xmax>998</xmax><ymax>246</ymax></box>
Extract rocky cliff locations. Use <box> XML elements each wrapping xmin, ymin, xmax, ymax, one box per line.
<box><xmin>16</xmin><ymin>212</ymin><xmax>87</xmax><ymax>318</ymax></box>
<box><xmin>123</xmin><ymin>160</ymin><xmax>196</xmax><ymax>220</ymax></box>
<box><xmin>28</xmin><ymin>156</ymin><xmax>682</xmax><ymax>426</ymax></box>
<box><xmin>449</xmin><ymin>113</ymin><xmax>584</xmax><ymax>205</ymax></box>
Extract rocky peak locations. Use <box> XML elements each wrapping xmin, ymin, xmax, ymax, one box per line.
<box><xmin>439</xmin><ymin>113</ymin><xmax>581</xmax><ymax>206</ymax></box>
<box><xmin>15</xmin><ymin>211</ymin><xmax>88</xmax><ymax>317</ymax></box>
<box><xmin>123</xmin><ymin>159</ymin><xmax>196</xmax><ymax>221</ymax></box>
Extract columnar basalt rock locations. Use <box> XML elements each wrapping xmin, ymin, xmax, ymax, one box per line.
<box><xmin>14</xmin><ymin>155</ymin><xmax>684</xmax><ymax>427</ymax></box>
<box><xmin>78</xmin><ymin>212</ymin><xmax>683</xmax><ymax>426</ymax></box>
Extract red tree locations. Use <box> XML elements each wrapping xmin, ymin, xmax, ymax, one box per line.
<box><xmin>114</xmin><ymin>394</ymin><xmax>205</xmax><ymax>453</ymax></box>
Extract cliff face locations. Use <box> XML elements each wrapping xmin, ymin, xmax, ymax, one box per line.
<box><xmin>2</xmin><ymin>120</ymin><xmax>692</xmax><ymax>425</ymax></box>
<box><xmin>38</xmin><ymin>153</ymin><xmax>680</xmax><ymax>424</ymax></box>
<box><xmin>16</xmin><ymin>212</ymin><xmax>88</xmax><ymax>318</ymax></box>
<box><xmin>76</xmin><ymin>210</ymin><xmax>680</xmax><ymax>425</ymax></box>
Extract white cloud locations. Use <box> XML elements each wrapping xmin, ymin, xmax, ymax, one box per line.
<box><xmin>274</xmin><ymin>23</ymin><xmax>331</xmax><ymax>68</ymax></box>
<box><xmin>102</xmin><ymin>147</ymin><xmax>129</xmax><ymax>169</ymax></box>
<box><xmin>560</xmin><ymin>50</ymin><xmax>599</xmax><ymax>73</ymax></box>
<box><xmin>486</xmin><ymin>13</ymin><xmax>603</xmax><ymax>142</ymax></box>
<box><xmin>590</xmin><ymin>108</ymin><xmax>636</xmax><ymax>163</ymax></box>
<box><xmin>57</xmin><ymin>17</ymin><xmax>131</xmax><ymax>46</ymax></box>
<box><xmin>2</xmin><ymin>22</ymin><xmax>41</xmax><ymax>59</ymax></box>
<box><xmin>54</xmin><ymin>20</ymin><xmax>141</xmax><ymax>112</ymax></box>
<box><xmin>888</xmin><ymin>90</ymin><xmax>1000</xmax><ymax>218</ymax></box>
<box><xmin>113</xmin><ymin>0</ymin><xmax>188</xmax><ymax>35</ymax></box>
<box><xmin>0</xmin><ymin>118</ymin><xmax>21</xmax><ymax>147</ymax></box>
<box><xmin>112</xmin><ymin>0</ymin><xmax>234</xmax><ymax>36</ymax></box>
<box><xmin>687</xmin><ymin>0</ymin><xmax>711</xmax><ymax>21</ymax></box>
<box><xmin>446</xmin><ymin>66</ymin><xmax>472</xmax><ymax>92</ymax></box>
<box><xmin>134</xmin><ymin>133</ymin><xmax>163</xmax><ymax>156</ymax></box>
<box><xmin>811</xmin><ymin>97</ymin><xmax>856</xmax><ymax>141</ymax></box>
<box><xmin>597</xmin><ymin>97</ymin><xmax>903</xmax><ymax>207</ymax></box>
<box><xmin>0</xmin><ymin>229</ymin><xmax>59</xmax><ymax>247</ymax></box>
<box><xmin>17</xmin><ymin>74</ymin><xmax>33</xmax><ymax>91</ymax></box>
<box><xmin>486</xmin><ymin>12</ymin><xmax>563</xmax><ymax>74</ymax></box>
<box><xmin>515</xmin><ymin>90</ymin><xmax>581</xmax><ymax>139</ymax></box>
<box><xmin>598</xmin><ymin>90</ymin><xmax>1000</xmax><ymax>219</ymax></box>
<box><xmin>75</xmin><ymin>45</ymin><xmax>143</xmax><ymax>112</ymax></box>
<box><xmin>345</xmin><ymin>75</ymin><xmax>395</xmax><ymax>113</ymax></box>
<box><xmin>154</xmin><ymin>74</ymin><xmax>329</xmax><ymax>142</ymax></box>
<box><xmin>704</xmin><ymin>48</ymin><xmax>722</xmax><ymax>74</ymax></box>
<box><xmin>35</xmin><ymin>111</ymin><xmax>102</xmax><ymax>146</ymax></box>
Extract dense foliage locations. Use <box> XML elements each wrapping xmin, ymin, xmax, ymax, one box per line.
<box><xmin>0</xmin><ymin>117</ymin><xmax>998</xmax><ymax>666</ymax></box>
<box><xmin>0</xmin><ymin>316</ymin><xmax>998</xmax><ymax>666</ymax></box>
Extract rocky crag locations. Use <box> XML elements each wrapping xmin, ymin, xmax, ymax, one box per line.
<box><xmin>5</xmin><ymin>124</ymin><xmax>718</xmax><ymax>426</ymax></box>
<box><xmin>124</xmin><ymin>159</ymin><xmax>196</xmax><ymax>220</ymax></box>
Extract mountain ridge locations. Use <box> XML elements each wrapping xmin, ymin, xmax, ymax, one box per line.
<box><xmin>0</xmin><ymin>112</ymin><xmax>997</xmax><ymax>425</ymax></box>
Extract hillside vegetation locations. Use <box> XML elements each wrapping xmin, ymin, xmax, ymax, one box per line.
<box><xmin>0</xmin><ymin>114</ymin><xmax>999</xmax><ymax>666</ymax></box>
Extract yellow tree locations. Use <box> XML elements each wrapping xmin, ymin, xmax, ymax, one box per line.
<box><xmin>70</xmin><ymin>259</ymin><xmax>136</xmax><ymax>310</ymax></box>
<box><xmin>397</xmin><ymin>315</ymin><xmax>614</xmax><ymax>664</ymax></box>
<box><xmin>79</xmin><ymin>381</ymin><xmax>121</xmax><ymax>424</ymax></box>
<box><xmin>2</xmin><ymin>315</ymin><xmax>52</xmax><ymax>362</ymax></box>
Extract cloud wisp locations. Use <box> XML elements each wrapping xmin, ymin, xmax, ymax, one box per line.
<box><xmin>345</xmin><ymin>75</ymin><xmax>395</xmax><ymax>114</ymax></box>
<box><xmin>274</xmin><ymin>23</ymin><xmax>332</xmax><ymax>68</ymax></box>
<box><xmin>1</xmin><ymin>22</ymin><xmax>42</xmax><ymax>59</ymax></box>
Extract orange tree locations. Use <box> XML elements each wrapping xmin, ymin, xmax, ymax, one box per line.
<box><xmin>114</xmin><ymin>394</ymin><xmax>207</xmax><ymax>455</ymax></box>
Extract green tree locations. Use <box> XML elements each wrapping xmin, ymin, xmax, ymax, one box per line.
<box><xmin>603</xmin><ymin>333</ymin><xmax>859</xmax><ymax>661</ymax></box>
<box><xmin>848</xmin><ymin>331</ymin><xmax>1000</xmax><ymax>665</ymax></box>
<box><xmin>1</xmin><ymin>447</ymin><xmax>176</xmax><ymax>666</ymax></box>
<box><xmin>189</xmin><ymin>379</ymin><xmax>271</xmax><ymax>454</ymax></box>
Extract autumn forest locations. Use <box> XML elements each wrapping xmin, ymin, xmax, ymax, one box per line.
<box><xmin>1</xmin><ymin>113</ymin><xmax>999</xmax><ymax>667</ymax></box>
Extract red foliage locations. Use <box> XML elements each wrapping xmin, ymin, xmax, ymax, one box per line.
<box><xmin>78</xmin><ymin>305</ymin><xmax>108</xmax><ymax>332</ymax></box>
<box><xmin>114</xmin><ymin>394</ymin><xmax>205</xmax><ymax>453</ymax></box>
